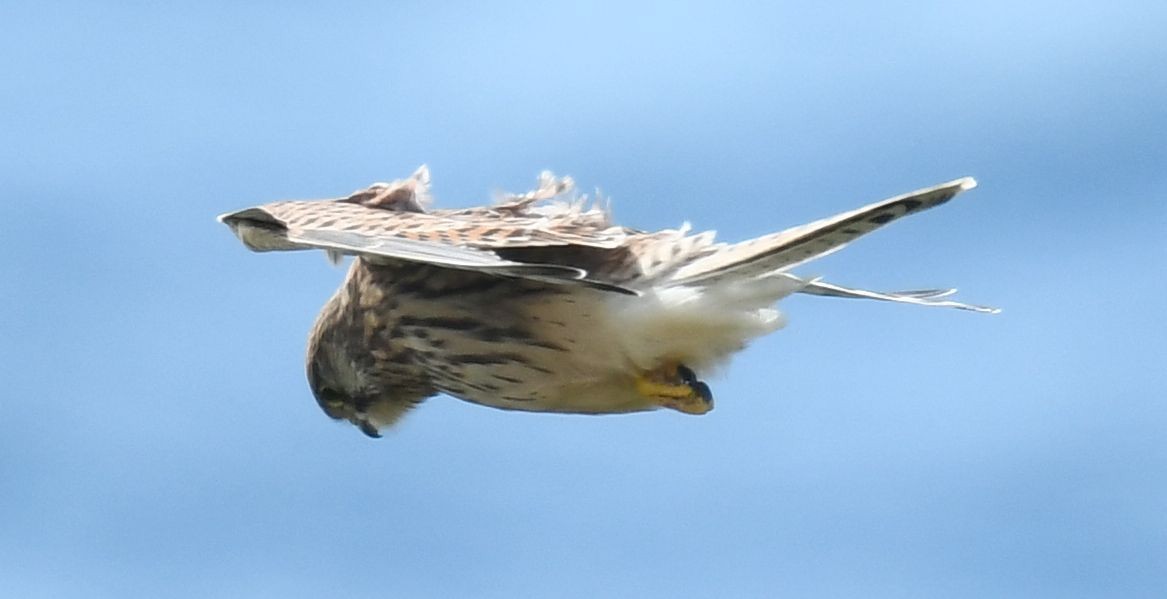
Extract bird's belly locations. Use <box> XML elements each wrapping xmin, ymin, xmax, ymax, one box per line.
<box><xmin>437</xmin><ymin>375</ymin><xmax>659</xmax><ymax>415</ymax></box>
<box><xmin>417</xmin><ymin>326</ymin><xmax>659</xmax><ymax>415</ymax></box>
<box><xmin>396</xmin><ymin>284</ymin><xmax>659</xmax><ymax>415</ymax></box>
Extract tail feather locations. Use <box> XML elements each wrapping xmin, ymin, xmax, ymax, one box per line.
<box><xmin>883</xmin><ymin>288</ymin><xmax>958</xmax><ymax>300</ymax></box>
<box><xmin>783</xmin><ymin>274</ymin><xmax>1000</xmax><ymax>314</ymax></box>
<box><xmin>670</xmin><ymin>177</ymin><xmax>977</xmax><ymax>284</ymax></box>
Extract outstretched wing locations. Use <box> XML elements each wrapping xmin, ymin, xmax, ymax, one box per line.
<box><xmin>218</xmin><ymin>195</ymin><xmax>637</xmax><ymax>295</ymax></box>
<box><xmin>671</xmin><ymin>178</ymin><xmax>977</xmax><ymax>283</ymax></box>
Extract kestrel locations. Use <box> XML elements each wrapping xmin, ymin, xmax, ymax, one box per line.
<box><xmin>220</xmin><ymin>166</ymin><xmax>996</xmax><ymax>437</ymax></box>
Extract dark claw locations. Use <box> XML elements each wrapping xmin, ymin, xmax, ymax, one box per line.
<box><xmin>692</xmin><ymin>381</ymin><xmax>714</xmax><ymax>406</ymax></box>
<box><xmin>677</xmin><ymin>364</ymin><xmax>714</xmax><ymax>407</ymax></box>
<box><xmin>677</xmin><ymin>364</ymin><xmax>698</xmax><ymax>385</ymax></box>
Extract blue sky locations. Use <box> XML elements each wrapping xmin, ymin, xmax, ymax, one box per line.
<box><xmin>2</xmin><ymin>1</ymin><xmax>1165</xmax><ymax>597</ymax></box>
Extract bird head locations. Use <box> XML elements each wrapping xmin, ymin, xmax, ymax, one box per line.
<box><xmin>306</xmin><ymin>342</ymin><xmax>385</xmax><ymax>438</ymax></box>
<box><xmin>305</xmin><ymin>304</ymin><xmax>430</xmax><ymax>438</ymax></box>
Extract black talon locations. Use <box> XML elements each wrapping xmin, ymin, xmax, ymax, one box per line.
<box><xmin>692</xmin><ymin>381</ymin><xmax>714</xmax><ymax>406</ymax></box>
<box><xmin>676</xmin><ymin>364</ymin><xmax>714</xmax><ymax>408</ymax></box>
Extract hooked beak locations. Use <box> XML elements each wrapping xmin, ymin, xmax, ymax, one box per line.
<box><xmin>356</xmin><ymin>418</ymin><xmax>382</xmax><ymax>439</ymax></box>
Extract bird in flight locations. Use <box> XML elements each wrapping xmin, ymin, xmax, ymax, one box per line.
<box><xmin>220</xmin><ymin>166</ymin><xmax>996</xmax><ymax>437</ymax></box>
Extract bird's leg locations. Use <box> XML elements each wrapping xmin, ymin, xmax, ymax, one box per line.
<box><xmin>635</xmin><ymin>363</ymin><xmax>714</xmax><ymax>414</ymax></box>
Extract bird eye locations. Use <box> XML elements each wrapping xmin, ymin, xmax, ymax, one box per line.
<box><xmin>317</xmin><ymin>387</ymin><xmax>347</xmax><ymax>411</ymax></box>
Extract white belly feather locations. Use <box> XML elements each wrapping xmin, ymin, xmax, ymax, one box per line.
<box><xmin>423</xmin><ymin>274</ymin><xmax>805</xmax><ymax>414</ymax></box>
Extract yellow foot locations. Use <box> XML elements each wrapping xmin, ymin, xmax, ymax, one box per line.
<box><xmin>635</xmin><ymin>364</ymin><xmax>714</xmax><ymax>415</ymax></box>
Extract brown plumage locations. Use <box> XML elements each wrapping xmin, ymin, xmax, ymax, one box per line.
<box><xmin>220</xmin><ymin>166</ymin><xmax>996</xmax><ymax>437</ymax></box>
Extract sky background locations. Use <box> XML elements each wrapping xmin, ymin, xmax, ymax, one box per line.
<box><xmin>2</xmin><ymin>1</ymin><xmax>1165</xmax><ymax>597</ymax></box>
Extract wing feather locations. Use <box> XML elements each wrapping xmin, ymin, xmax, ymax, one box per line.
<box><xmin>671</xmin><ymin>178</ymin><xmax>977</xmax><ymax>283</ymax></box>
<box><xmin>219</xmin><ymin>202</ymin><xmax>637</xmax><ymax>294</ymax></box>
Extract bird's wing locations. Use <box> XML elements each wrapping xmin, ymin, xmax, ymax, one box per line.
<box><xmin>780</xmin><ymin>274</ymin><xmax>999</xmax><ymax>314</ymax></box>
<box><xmin>670</xmin><ymin>178</ymin><xmax>977</xmax><ymax>283</ymax></box>
<box><xmin>218</xmin><ymin>200</ymin><xmax>637</xmax><ymax>294</ymax></box>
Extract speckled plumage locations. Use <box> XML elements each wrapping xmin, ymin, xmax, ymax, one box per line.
<box><xmin>220</xmin><ymin>166</ymin><xmax>996</xmax><ymax>437</ymax></box>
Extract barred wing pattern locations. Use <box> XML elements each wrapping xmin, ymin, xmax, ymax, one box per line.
<box><xmin>221</xmin><ymin>168</ymin><xmax>993</xmax><ymax>312</ymax></box>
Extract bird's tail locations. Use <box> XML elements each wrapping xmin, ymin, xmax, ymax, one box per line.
<box><xmin>611</xmin><ymin>178</ymin><xmax>996</xmax><ymax>372</ymax></box>
<box><xmin>660</xmin><ymin>176</ymin><xmax>997</xmax><ymax>313</ymax></box>
<box><xmin>790</xmin><ymin>275</ymin><xmax>999</xmax><ymax>314</ymax></box>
